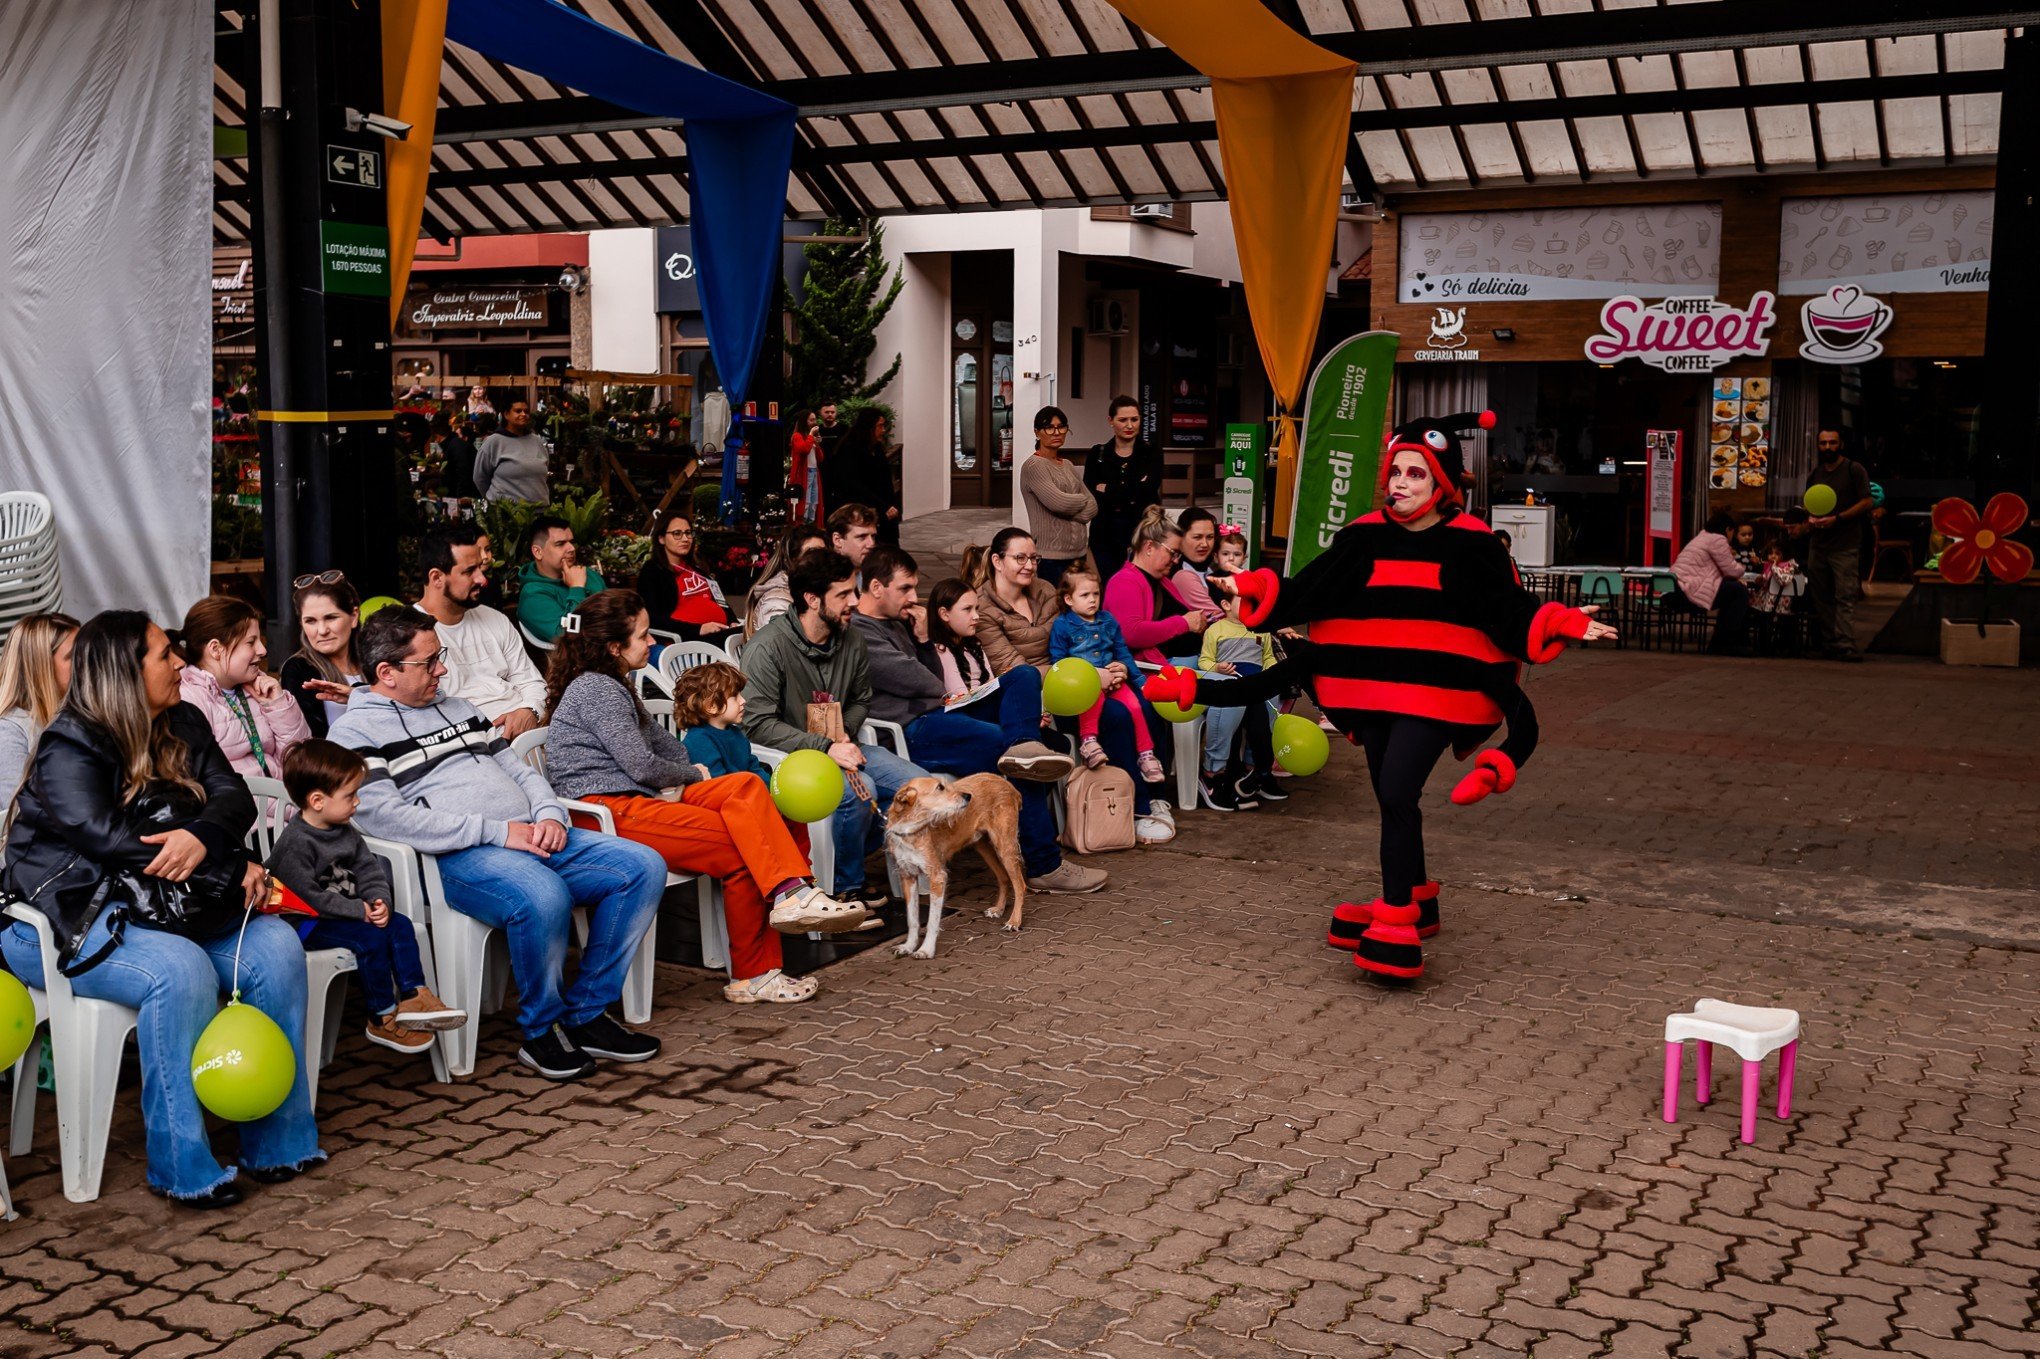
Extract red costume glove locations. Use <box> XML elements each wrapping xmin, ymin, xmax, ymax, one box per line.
<box><xmin>1233</xmin><ymin>568</ymin><xmax>1281</xmax><ymax>628</ymax></box>
<box><xmin>1526</xmin><ymin>602</ymin><xmax>1595</xmax><ymax>663</ymax></box>
<box><xmin>1450</xmin><ymin>750</ymin><xmax>1519</xmax><ymax>806</ymax></box>
<box><xmin>1146</xmin><ymin>665</ymin><xmax>1199</xmax><ymax>710</ymax></box>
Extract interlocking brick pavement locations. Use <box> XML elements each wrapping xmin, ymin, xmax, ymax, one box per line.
<box><xmin>2</xmin><ymin>649</ymin><xmax>2036</xmax><ymax>1358</ymax></box>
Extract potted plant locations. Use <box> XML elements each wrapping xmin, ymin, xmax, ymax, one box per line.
<box><xmin>1932</xmin><ymin>493</ymin><xmax>2032</xmax><ymax>667</ymax></box>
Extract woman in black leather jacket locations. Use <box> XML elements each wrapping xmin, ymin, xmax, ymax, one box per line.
<box><xmin>1</xmin><ymin>611</ymin><xmax>325</xmax><ymax>1207</ymax></box>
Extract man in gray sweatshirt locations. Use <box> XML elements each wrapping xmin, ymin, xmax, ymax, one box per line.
<box><xmin>848</xmin><ymin>547</ymin><xmax>1102</xmax><ymax>898</ymax></box>
<box><xmin>329</xmin><ymin>607</ymin><xmax>668</xmax><ymax>1082</ymax></box>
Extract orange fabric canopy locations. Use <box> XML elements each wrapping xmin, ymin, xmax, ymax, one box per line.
<box><xmin>382</xmin><ymin>0</ymin><xmax>450</xmax><ymax>329</ymax></box>
<box><xmin>1102</xmin><ymin>0</ymin><xmax>1356</xmax><ymax>525</ymax></box>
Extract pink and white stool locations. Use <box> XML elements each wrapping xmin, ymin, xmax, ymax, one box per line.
<box><xmin>1662</xmin><ymin>998</ymin><xmax>1800</xmax><ymax>1144</ymax></box>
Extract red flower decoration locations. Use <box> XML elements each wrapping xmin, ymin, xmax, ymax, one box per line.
<box><xmin>1932</xmin><ymin>493</ymin><xmax>2033</xmax><ymax>585</ymax></box>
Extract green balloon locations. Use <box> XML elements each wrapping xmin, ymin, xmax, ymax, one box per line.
<box><xmin>357</xmin><ymin>595</ymin><xmax>405</xmax><ymax>621</ymax></box>
<box><xmin>1042</xmin><ymin>658</ymin><xmax>1104</xmax><ymax>717</ymax></box>
<box><xmin>771</xmin><ymin>749</ymin><xmax>846</xmax><ymax>823</ymax></box>
<box><xmin>1803</xmin><ymin>484</ymin><xmax>1837</xmax><ymax>517</ymax></box>
<box><xmin>1272</xmin><ymin>713</ymin><xmax>1331</xmax><ymax>776</ymax></box>
<box><xmin>191</xmin><ymin>1001</ymin><xmax>296</xmax><ymax>1123</ymax></box>
<box><xmin>0</xmin><ymin>970</ymin><xmax>36</xmax><ymax>1071</ymax></box>
<box><xmin>1151</xmin><ymin>698</ymin><xmax>1205</xmax><ymax>723</ymax></box>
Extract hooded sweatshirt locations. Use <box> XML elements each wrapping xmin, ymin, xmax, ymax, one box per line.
<box><xmin>738</xmin><ymin>610</ymin><xmax>873</xmax><ymax>754</ymax></box>
<box><xmin>848</xmin><ymin>611</ymin><xmax>946</xmax><ymax>726</ymax></box>
<box><xmin>328</xmin><ymin>688</ymin><xmax>567</xmax><ymax>855</ymax></box>
<box><xmin>515</xmin><ymin>560</ymin><xmax>606</xmax><ymax>644</ymax></box>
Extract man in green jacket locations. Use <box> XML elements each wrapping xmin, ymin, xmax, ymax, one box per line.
<box><xmin>516</xmin><ymin>516</ymin><xmax>606</xmax><ymax>644</ymax></box>
<box><xmin>740</xmin><ymin>548</ymin><xmax>926</xmax><ymax>906</ymax></box>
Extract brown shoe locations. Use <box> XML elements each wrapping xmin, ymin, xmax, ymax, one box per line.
<box><xmin>394</xmin><ymin>987</ymin><xmax>468</xmax><ymax>1032</ymax></box>
<box><xmin>365</xmin><ymin>1013</ymin><xmax>437</xmax><ymax>1054</ymax></box>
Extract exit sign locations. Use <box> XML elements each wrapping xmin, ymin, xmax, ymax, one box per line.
<box><xmin>318</xmin><ymin>221</ymin><xmax>390</xmax><ymax>297</ymax></box>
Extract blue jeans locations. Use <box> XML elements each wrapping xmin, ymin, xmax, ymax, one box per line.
<box><xmin>826</xmin><ymin>744</ymin><xmax>928</xmax><ymax>894</ymax></box>
<box><xmin>906</xmin><ymin>665</ymin><xmax>1061</xmax><ymax>878</ymax></box>
<box><xmin>1200</xmin><ymin>662</ymin><xmax>1278</xmax><ymax>774</ymax></box>
<box><xmin>1056</xmin><ymin>686</ymin><xmax>1166</xmax><ymax>816</ymax></box>
<box><xmin>435</xmin><ymin>827</ymin><xmax>667</xmax><ymax>1038</ymax></box>
<box><xmin>302</xmin><ymin>914</ymin><xmax>427</xmax><ymax>1017</ymax></box>
<box><xmin>3</xmin><ymin>911</ymin><xmax>325</xmax><ymax>1200</ymax></box>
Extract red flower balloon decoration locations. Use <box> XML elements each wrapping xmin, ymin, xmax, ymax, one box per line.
<box><xmin>1932</xmin><ymin>493</ymin><xmax>2033</xmax><ymax>585</ymax></box>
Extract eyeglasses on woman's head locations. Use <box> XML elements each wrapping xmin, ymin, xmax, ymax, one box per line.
<box><xmin>293</xmin><ymin>569</ymin><xmax>347</xmax><ymax>590</ymax></box>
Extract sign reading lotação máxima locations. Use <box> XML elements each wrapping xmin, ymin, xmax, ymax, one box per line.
<box><xmin>318</xmin><ymin>221</ymin><xmax>390</xmax><ymax>298</ymax></box>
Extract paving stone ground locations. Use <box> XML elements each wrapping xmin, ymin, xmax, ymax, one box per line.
<box><xmin>2</xmin><ymin>647</ymin><xmax>2036</xmax><ymax>1358</ymax></box>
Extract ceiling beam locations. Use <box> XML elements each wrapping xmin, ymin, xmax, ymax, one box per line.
<box><xmin>410</xmin><ymin>66</ymin><xmax>2001</xmax><ymax>192</ymax></box>
<box><xmin>427</xmin><ymin>0</ymin><xmax>2036</xmax><ymax>141</ymax></box>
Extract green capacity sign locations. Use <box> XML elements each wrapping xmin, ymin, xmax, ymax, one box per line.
<box><xmin>1220</xmin><ymin>424</ymin><xmax>1265</xmax><ymax>568</ymax></box>
<box><xmin>319</xmin><ymin>221</ymin><xmax>390</xmax><ymax>297</ymax></box>
<box><xmin>1285</xmin><ymin>330</ymin><xmax>1399</xmax><ymax>576</ymax></box>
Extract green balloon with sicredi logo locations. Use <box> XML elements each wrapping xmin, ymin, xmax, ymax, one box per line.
<box><xmin>1272</xmin><ymin>713</ymin><xmax>1331</xmax><ymax>776</ymax></box>
<box><xmin>0</xmin><ymin>970</ymin><xmax>35</xmax><ymax>1071</ymax></box>
<box><xmin>190</xmin><ymin>1001</ymin><xmax>297</xmax><ymax>1122</ymax></box>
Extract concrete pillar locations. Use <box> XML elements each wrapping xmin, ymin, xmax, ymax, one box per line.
<box><xmin>889</xmin><ymin>252</ymin><xmax>954</xmax><ymax>518</ymax></box>
<box><xmin>588</xmin><ymin>228</ymin><xmax>659</xmax><ymax>373</ymax></box>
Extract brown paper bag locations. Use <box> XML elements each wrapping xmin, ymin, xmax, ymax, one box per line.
<box><xmin>806</xmin><ymin>700</ymin><xmax>847</xmax><ymax>744</ymax></box>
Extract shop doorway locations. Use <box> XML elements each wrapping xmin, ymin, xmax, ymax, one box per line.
<box><xmin>950</xmin><ymin>252</ymin><xmax>1015</xmax><ymax>508</ymax></box>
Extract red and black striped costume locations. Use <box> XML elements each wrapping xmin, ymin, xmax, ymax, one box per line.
<box><xmin>1147</xmin><ymin>411</ymin><xmax>1596</xmax><ymax>981</ymax></box>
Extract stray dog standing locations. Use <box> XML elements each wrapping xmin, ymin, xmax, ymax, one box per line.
<box><xmin>883</xmin><ymin>774</ymin><xmax>1027</xmax><ymax>958</ymax></box>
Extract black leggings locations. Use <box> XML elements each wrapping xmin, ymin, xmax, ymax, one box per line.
<box><xmin>1353</xmin><ymin>717</ymin><xmax>1454</xmax><ymax>907</ymax></box>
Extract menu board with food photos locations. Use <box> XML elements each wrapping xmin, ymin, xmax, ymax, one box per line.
<box><xmin>1708</xmin><ymin>375</ymin><xmax>1770</xmax><ymax>491</ymax></box>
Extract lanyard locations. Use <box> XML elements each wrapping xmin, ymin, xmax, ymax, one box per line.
<box><xmin>223</xmin><ymin>690</ymin><xmax>270</xmax><ymax>776</ymax></box>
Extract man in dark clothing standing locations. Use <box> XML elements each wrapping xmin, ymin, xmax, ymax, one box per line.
<box><xmin>1804</xmin><ymin>425</ymin><xmax>1875</xmax><ymax>661</ymax></box>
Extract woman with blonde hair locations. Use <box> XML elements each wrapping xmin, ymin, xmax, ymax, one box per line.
<box><xmin>0</xmin><ymin>610</ymin><xmax>80</xmax><ymax>795</ymax></box>
<box><xmin>542</xmin><ymin>589</ymin><xmax>868</xmax><ymax>1003</ymax></box>
<box><xmin>1</xmin><ymin>611</ymin><xmax>323</xmax><ymax>1207</ymax></box>
<box><xmin>280</xmin><ymin>572</ymin><xmax>365</xmax><ymax>738</ymax></box>
<box><xmin>175</xmin><ymin>595</ymin><xmax>312</xmax><ymax>779</ymax></box>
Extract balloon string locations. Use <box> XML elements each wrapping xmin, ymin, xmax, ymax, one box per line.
<box><xmin>229</xmin><ymin>895</ymin><xmax>257</xmax><ymax>1005</ymax></box>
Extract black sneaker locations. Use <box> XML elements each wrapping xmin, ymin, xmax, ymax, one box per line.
<box><xmin>1245</xmin><ymin>771</ymin><xmax>1289</xmax><ymax>803</ymax></box>
<box><xmin>847</xmin><ymin>883</ymin><xmax>891</xmax><ymax>911</ymax></box>
<box><xmin>564</xmin><ymin>1013</ymin><xmax>662</xmax><ymax>1063</ymax></box>
<box><xmin>517</xmin><ymin>1024</ymin><xmax>598</xmax><ymax>1081</ymax></box>
<box><xmin>1199</xmin><ymin>776</ymin><xmax>1253</xmax><ymax>812</ymax></box>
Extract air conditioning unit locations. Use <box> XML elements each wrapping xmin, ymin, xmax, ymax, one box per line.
<box><xmin>1087</xmin><ymin>297</ymin><xmax>1129</xmax><ymax>336</ymax></box>
<box><xmin>1340</xmin><ymin>193</ymin><xmax>1372</xmax><ymax>212</ymax></box>
<box><xmin>1128</xmin><ymin>203</ymin><xmax>1175</xmax><ymax>221</ymax></box>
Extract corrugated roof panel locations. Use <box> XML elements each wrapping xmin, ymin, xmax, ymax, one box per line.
<box><xmin>1689</xmin><ymin>109</ymin><xmax>1755</xmax><ymax>171</ymax></box>
<box><xmin>1404</xmin><ymin>126</ymin><xmax>1470</xmax><ymax>186</ymax></box>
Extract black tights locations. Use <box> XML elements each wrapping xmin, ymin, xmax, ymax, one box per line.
<box><xmin>1353</xmin><ymin>717</ymin><xmax>1454</xmax><ymax>907</ymax></box>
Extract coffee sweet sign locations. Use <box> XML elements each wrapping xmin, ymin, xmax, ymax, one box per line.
<box><xmin>1583</xmin><ymin>293</ymin><xmax>1778</xmax><ymax>373</ymax></box>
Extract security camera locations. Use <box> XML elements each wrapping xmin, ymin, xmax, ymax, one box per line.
<box><xmin>557</xmin><ymin>265</ymin><xmax>587</xmax><ymax>294</ymax></box>
<box><xmin>344</xmin><ymin>108</ymin><xmax>413</xmax><ymax>141</ymax></box>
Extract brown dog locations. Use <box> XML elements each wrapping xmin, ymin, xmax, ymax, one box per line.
<box><xmin>883</xmin><ymin>774</ymin><xmax>1027</xmax><ymax>958</ymax></box>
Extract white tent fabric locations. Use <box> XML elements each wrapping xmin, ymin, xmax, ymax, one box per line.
<box><xmin>1</xmin><ymin>0</ymin><xmax>213</xmax><ymax>622</ymax></box>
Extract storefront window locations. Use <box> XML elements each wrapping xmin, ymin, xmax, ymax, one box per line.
<box><xmin>953</xmin><ymin>351</ymin><xmax>979</xmax><ymax>472</ymax></box>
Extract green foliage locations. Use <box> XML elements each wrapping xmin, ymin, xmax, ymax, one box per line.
<box><xmin>839</xmin><ymin>397</ymin><xmax>898</xmax><ymax>437</ymax></box>
<box><xmin>594</xmin><ymin>532</ymin><xmax>654</xmax><ymax>584</ymax></box>
<box><xmin>554</xmin><ymin>490</ymin><xmax>610</xmax><ymax>544</ymax></box>
<box><xmin>211</xmin><ymin>497</ymin><xmax>263</xmax><ymax>562</ymax></box>
<box><xmin>691</xmin><ymin>484</ymin><xmax>722</xmax><ymax>523</ymax></box>
<box><xmin>788</xmin><ymin>219</ymin><xmax>905</xmax><ymax>417</ymax></box>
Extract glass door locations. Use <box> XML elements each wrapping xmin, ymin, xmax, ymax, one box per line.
<box><xmin>951</xmin><ymin>314</ymin><xmax>985</xmax><ymax>506</ymax></box>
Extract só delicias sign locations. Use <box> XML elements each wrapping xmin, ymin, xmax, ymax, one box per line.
<box><xmin>1584</xmin><ymin>292</ymin><xmax>1777</xmax><ymax>373</ymax></box>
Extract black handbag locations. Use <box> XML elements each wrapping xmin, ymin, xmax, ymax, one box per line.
<box><xmin>59</xmin><ymin>781</ymin><xmax>251</xmax><ymax>977</ymax></box>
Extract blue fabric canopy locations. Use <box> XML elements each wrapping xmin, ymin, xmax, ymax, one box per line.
<box><xmin>448</xmin><ymin>0</ymin><xmax>795</xmax><ymax>520</ymax></box>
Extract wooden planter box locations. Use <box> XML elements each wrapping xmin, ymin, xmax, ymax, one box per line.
<box><xmin>1940</xmin><ymin>618</ymin><xmax>2021</xmax><ymax>667</ymax></box>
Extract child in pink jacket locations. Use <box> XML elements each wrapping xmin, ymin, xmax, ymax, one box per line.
<box><xmin>176</xmin><ymin>596</ymin><xmax>314</xmax><ymax>779</ymax></box>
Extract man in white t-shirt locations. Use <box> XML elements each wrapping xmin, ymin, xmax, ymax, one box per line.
<box><xmin>413</xmin><ymin>522</ymin><xmax>548</xmax><ymax>738</ymax></box>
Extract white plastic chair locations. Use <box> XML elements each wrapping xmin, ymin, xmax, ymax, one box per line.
<box><xmin>751</xmin><ymin>722</ymin><xmax>904</xmax><ymax>900</ymax></box>
<box><xmin>517</xmin><ymin>620</ymin><xmax>557</xmax><ymax>653</ymax></box>
<box><xmin>644</xmin><ymin>697</ymin><xmax>679</xmax><ymax>738</ymax></box>
<box><xmin>658</xmin><ymin>640</ymin><xmax>734</xmax><ymax>695</ymax></box>
<box><xmin>1137</xmin><ymin>662</ymin><xmax>1203</xmax><ymax>808</ymax></box>
<box><xmin>4</xmin><ymin>901</ymin><xmax>139</xmax><ymax>1203</ymax></box>
<box><xmin>242</xmin><ymin>777</ymin><xmax>364</xmax><ymax>1105</ymax></box>
<box><xmin>3</xmin><ymin>978</ymin><xmax>48</xmax><ymax>1218</ymax></box>
<box><xmin>722</xmin><ymin>634</ymin><xmax>745</xmax><ymax>667</ymax></box>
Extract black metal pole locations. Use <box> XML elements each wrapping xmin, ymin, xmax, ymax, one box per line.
<box><xmin>1978</xmin><ymin>28</ymin><xmax>2040</xmax><ymax>505</ymax></box>
<box><xmin>253</xmin><ymin>0</ymin><xmax>300</xmax><ymax>631</ymax></box>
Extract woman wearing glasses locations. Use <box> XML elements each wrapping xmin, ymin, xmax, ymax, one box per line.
<box><xmin>1017</xmin><ymin>405</ymin><xmax>1097</xmax><ymax>585</ymax></box>
<box><xmin>281</xmin><ymin>571</ymin><xmax>365</xmax><ymax>739</ymax></box>
<box><xmin>634</xmin><ymin>509</ymin><xmax>732</xmax><ymax>644</ymax></box>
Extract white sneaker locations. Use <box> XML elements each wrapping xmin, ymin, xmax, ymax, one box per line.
<box><xmin>1147</xmin><ymin>799</ymin><xmax>1176</xmax><ymax>830</ymax></box>
<box><xmin>1136</xmin><ymin>815</ymin><xmax>1175</xmax><ymax>845</ymax></box>
<box><xmin>768</xmin><ymin>885</ymin><xmax>870</xmax><ymax>934</ymax></box>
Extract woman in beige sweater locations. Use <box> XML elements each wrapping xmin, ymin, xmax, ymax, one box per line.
<box><xmin>1017</xmin><ymin>405</ymin><xmax>1096</xmax><ymax>583</ymax></box>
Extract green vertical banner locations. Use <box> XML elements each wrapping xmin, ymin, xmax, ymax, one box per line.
<box><xmin>1285</xmin><ymin>330</ymin><xmax>1399</xmax><ymax>576</ymax></box>
<box><xmin>1220</xmin><ymin>423</ymin><xmax>1266</xmax><ymax>568</ymax></box>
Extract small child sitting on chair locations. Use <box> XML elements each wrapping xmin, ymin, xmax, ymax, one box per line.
<box><xmin>266</xmin><ymin>740</ymin><xmax>466</xmax><ymax>1055</ymax></box>
<box><xmin>675</xmin><ymin>661</ymin><xmax>772</xmax><ymax>784</ymax></box>
<box><xmin>1048</xmin><ymin>568</ymin><xmax>1164</xmax><ymax>783</ymax></box>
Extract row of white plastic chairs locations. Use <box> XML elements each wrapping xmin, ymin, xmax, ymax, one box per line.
<box><xmin>0</xmin><ymin>688</ymin><xmax>907</xmax><ymax>1208</ymax></box>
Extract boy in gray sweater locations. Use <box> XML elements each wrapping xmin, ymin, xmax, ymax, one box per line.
<box><xmin>266</xmin><ymin>740</ymin><xmax>464</xmax><ymax>1055</ymax></box>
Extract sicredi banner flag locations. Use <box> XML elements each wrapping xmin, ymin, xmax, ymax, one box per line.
<box><xmin>1583</xmin><ymin>292</ymin><xmax>1777</xmax><ymax>373</ymax></box>
<box><xmin>1287</xmin><ymin>330</ymin><xmax>1398</xmax><ymax>576</ymax></box>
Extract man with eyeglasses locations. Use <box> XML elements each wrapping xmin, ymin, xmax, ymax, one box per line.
<box><xmin>331</xmin><ymin>607</ymin><xmax>669</xmax><ymax>1081</ymax></box>
<box><xmin>1018</xmin><ymin>405</ymin><xmax>1097</xmax><ymax>585</ymax></box>
<box><xmin>517</xmin><ymin>516</ymin><xmax>607</xmax><ymax>645</ymax></box>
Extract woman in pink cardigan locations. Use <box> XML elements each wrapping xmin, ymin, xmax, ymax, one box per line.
<box><xmin>1671</xmin><ymin>509</ymin><xmax>1752</xmax><ymax>656</ymax></box>
<box><xmin>175</xmin><ymin>595</ymin><xmax>313</xmax><ymax>780</ymax></box>
<box><xmin>1104</xmin><ymin>506</ymin><xmax>1209</xmax><ymax>665</ymax></box>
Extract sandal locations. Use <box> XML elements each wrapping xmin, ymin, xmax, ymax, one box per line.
<box><xmin>767</xmin><ymin>885</ymin><xmax>871</xmax><ymax>934</ymax></box>
<box><xmin>723</xmin><ymin>969</ymin><xmax>820</xmax><ymax>1004</ymax></box>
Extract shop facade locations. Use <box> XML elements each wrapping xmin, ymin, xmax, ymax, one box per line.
<box><xmin>392</xmin><ymin>233</ymin><xmax>590</xmax><ymax>418</ymax></box>
<box><xmin>1370</xmin><ymin>167</ymin><xmax>1993</xmax><ymax>564</ymax></box>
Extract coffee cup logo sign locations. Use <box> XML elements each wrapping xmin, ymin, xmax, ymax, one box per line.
<box><xmin>1583</xmin><ymin>292</ymin><xmax>1777</xmax><ymax>373</ymax></box>
<box><xmin>1798</xmin><ymin>286</ymin><xmax>1894</xmax><ymax>364</ymax></box>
